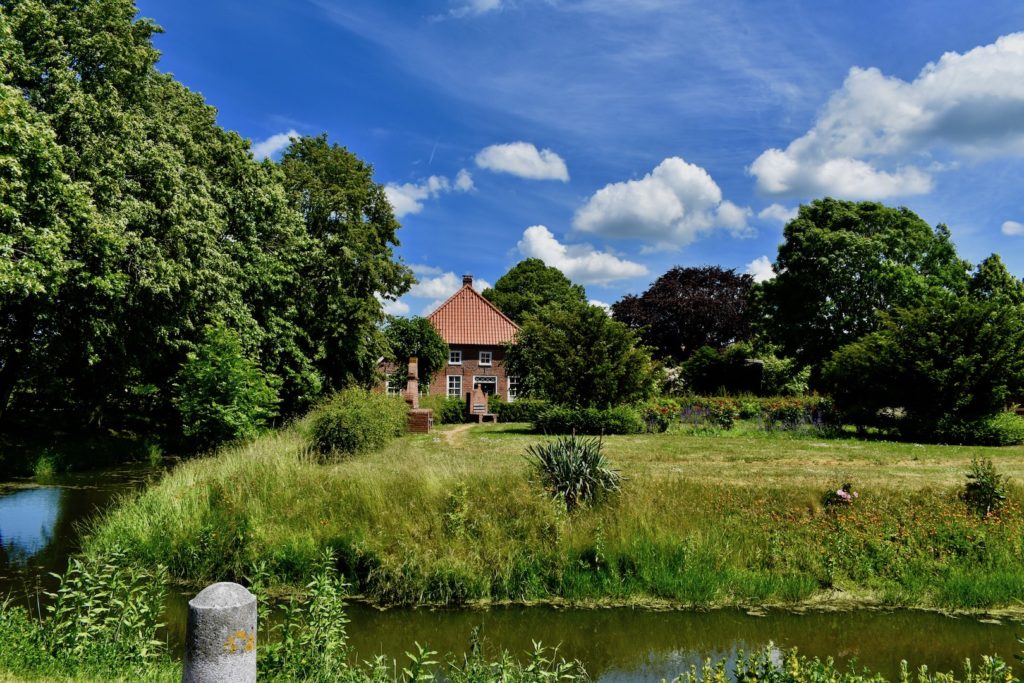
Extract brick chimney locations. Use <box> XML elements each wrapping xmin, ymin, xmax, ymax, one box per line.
<box><xmin>462</xmin><ymin>274</ymin><xmax>473</xmax><ymax>287</ymax></box>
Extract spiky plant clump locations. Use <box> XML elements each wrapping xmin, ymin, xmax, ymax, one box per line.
<box><xmin>525</xmin><ymin>435</ymin><xmax>621</xmax><ymax>511</ymax></box>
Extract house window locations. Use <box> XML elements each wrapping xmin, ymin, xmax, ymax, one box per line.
<box><xmin>449</xmin><ymin>350</ymin><xmax>462</xmax><ymax>365</ymax></box>
<box><xmin>479</xmin><ymin>350</ymin><xmax>492</xmax><ymax>366</ymax></box>
<box><xmin>386</xmin><ymin>379</ymin><xmax>401</xmax><ymax>397</ymax></box>
<box><xmin>447</xmin><ymin>375</ymin><xmax>462</xmax><ymax>398</ymax></box>
<box><xmin>473</xmin><ymin>376</ymin><xmax>498</xmax><ymax>396</ymax></box>
<box><xmin>508</xmin><ymin>376</ymin><xmax>519</xmax><ymax>402</ymax></box>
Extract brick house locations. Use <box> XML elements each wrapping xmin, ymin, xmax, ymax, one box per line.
<box><xmin>425</xmin><ymin>275</ymin><xmax>520</xmax><ymax>401</ymax></box>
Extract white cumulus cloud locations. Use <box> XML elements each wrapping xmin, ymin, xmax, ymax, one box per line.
<box><xmin>408</xmin><ymin>271</ymin><xmax>491</xmax><ymax>315</ymax></box>
<box><xmin>758</xmin><ymin>203</ymin><xmax>798</xmax><ymax>224</ymax></box>
<box><xmin>572</xmin><ymin>157</ymin><xmax>752</xmax><ymax>246</ymax></box>
<box><xmin>517</xmin><ymin>225</ymin><xmax>647</xmax><ymax>286</ymax></box>
<box><xmin>475</xmin><ymin>142</ymin><xmax>569</xmax><ymax>181</ymax></box>
<box><xmin>589</xmin><ymin>300</ymin><xmax>612</xmax><ymax>314</ymax></box>
<box><xmin>745</xmin><ymin>256</ymin><xmax>775</xmax><ymax>284</ymax></box>
<box><xmin>251</xmin><ymin>129</ymin><xmax>299</xmax><ymax>160</ymax></box>
<box><xmin>750</xmin><ymin>33</ymin><xmax>1024</xmax><ymax>199</ymax></box>
<box><xmin>1003</xmin><ymin>220</ymin><xmax>1024</xmax><ymax>236</ymax></box>
<box><xmin>384</xmin><ymin>170</ymin><xmax>474</xmax><ymax>218</ymax></box>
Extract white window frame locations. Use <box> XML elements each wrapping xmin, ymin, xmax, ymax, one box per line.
<box><xmin>507</xmin><ymin>376</ymin><xmax>519</xmax><ymax>402</ymax></box>
<box><xmin>449</xmin><ymin>349</ymin><xmax>462</xmax><ymax>365</ymax></box>
<box><xmin>478</xmin><ymin>350</ymin><xmax>492</xmax><ymax>366</ymax></box>
<box><xmin>473</xmin><ymin>376</ymin><xmax>498</xmax><ymax>395</ymax></box>
<box><xmin>447</xmin><ymin>375</ymin><xmax>462</xmax><ymax>398</ymax></box>
<box><xmin>385</xmin><ymin>379</ymin><xmax>401</xmax><ymax>397</ymax></box>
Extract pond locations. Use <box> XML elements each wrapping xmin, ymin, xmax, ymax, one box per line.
<box><xmin>3</xmin><ymin>467</ymin><xmax>1023</xmax><ymax>680</ymax></box>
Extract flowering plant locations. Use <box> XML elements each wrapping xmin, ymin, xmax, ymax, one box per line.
<box><xmin>822</xmin><ymin>482</ymin><xmax>859</xmax><ymax>508</ymax></box>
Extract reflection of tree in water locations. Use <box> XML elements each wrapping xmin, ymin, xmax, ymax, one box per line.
<box><xmin>0</xmin><ymin>473</ymin><xmax>149</xmax><ymax>599</ymax></box>
<box><xmin>341</xmin><ymin>604</ymin><xmax>1024</xmax><ymax>681</ymax></box>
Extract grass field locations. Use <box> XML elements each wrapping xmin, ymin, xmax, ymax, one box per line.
<box><xmin>87</xmin><ymin>421</ymin><xmax>1024</xmax><ymax>611</ymax></box>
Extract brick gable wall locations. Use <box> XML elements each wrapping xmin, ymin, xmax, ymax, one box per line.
<box><xmin>429</xmin><ymin>344</ymin><xmax>515</xmax><ymax>400</ymax></box>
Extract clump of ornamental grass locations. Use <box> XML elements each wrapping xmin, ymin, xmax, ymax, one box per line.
<box><xmin>525</xmin><ymin>434</ymin><xmax>621</xmax><ymax>512</ymax></box>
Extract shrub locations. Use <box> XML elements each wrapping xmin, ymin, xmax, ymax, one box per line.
<box><xmin>677</xmin><ymin>397</ymin><xmax>739</xmax><ymax>430</ymax></box>
<box><xmin>309</xmin><ymin>387</ymin><xmax>407</xmax><ymax>456</ymax></box>
<box><xmin>488</xmin><ymin>397</ymin><xmax>551</xmax><ymax>423</ymax></box>
<box><xmin>962</xmin><ymin>457</ymin><xmax>1008</xmax><ymax>517</ymax></box>
<box><xmin>420</xmin><ymin>395</ymin><xmax>468</xmax><ymax>424</ymax></box>
<box><xmin>642</xmin><ymin>399</ymin><xmax>678</xmax><ymax>433</ymax></box>
<box><xmin>532</xmin><ymin>405</ymin><xmax>644</xmax><ymax>435</ymax></box>
<box><xmin>760</xmin><ymin>396</ymin><xmax>838</xmax><ymax>432</ymax></box>
<box><xmin>174</xmin><ymin>324</ymin><xmax>281</xmax><ymax>449</ymax></box>
<box><xmin>936</xmin><ymin>412</ymin><xmax>1024</xmax><ymax>446</ymax></box>
<box><xmin>822</xmin><ymin>483</ymin><xmax>858</xmax><ymax>508</ymax></box>
<box><xmin>525</xmin><ymin>435</ymin><xmax>621</xmax><ymax>511</ymax></box>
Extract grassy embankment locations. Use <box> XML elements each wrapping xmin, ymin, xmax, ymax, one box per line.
<box><xmin>87</xmin><ymin>420</ymin><xmax>1024</xmax><ymax>611</ymax></box>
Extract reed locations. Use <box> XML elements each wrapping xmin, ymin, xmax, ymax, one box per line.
<box><xmin>86</xmin><ymin>422</ymin><xmax>1024</xmax><ymax>610</ymax></box>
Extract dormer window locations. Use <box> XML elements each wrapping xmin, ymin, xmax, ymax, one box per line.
<box><xmin>449</xmin><ymin>350</ymin><xmax>462</xmax><ymax>365</ymax></box>
<box><xmin>479</xmin><ymin>351</ymin><xmax>492</xmax><ymax>366</ymax></box>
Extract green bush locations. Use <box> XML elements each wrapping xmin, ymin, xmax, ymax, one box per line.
<box><xmin>641</xmin><ymin>398</ymin><xmax>679</xmax><ymax>433</ymax></box>
<box><xmin>174</xmin><ymin>325</ymin><xmax>281</xmax><ymax>449</ymax></box>
<box><xmin>936</xmin><ymin>412</ymin><xmax>1024</xmax><ymax>446</ymax></box>
<box><xmin>962</xmin><ymin>457</ymin><xmax>1008</xmax><ymax>517</ymax></box>
<box><xmin>759</xmin><ymin>396</ymin><xmax>839</xmax><ymax>432</ymax></box>
<box><xmin>420</xmin><ymin>395</ymin><xmax>468</xmax><ymax>424</ymax></box>
<box><xmin>309</xmin><ymin>388</ymin><xmax>408</xmax><ymax>456</ymax></box>
<box><xmin>489</xmin><ymin>397</ymin><xmax>551</xmax><ymax>422</ymax></box>
<box><xmin>533</xmin><ymin>405</ymin><xmax>644</xmax><ymax>435</ymax></box>
<box><xmin>677</xmin><ymin>397</ymin><xmax>740</xmax><ymax>430</ymax></box>
<box><xmin>525</xmin><ymin>435</ymin><xmax>621</xmax><ymax>511</ymax></box>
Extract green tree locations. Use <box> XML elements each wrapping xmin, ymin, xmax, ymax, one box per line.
<box><xmin>482</xmin><ymin>258</ymin><xmax>586</xmax><ymax>323</ymax></box>
<box><xmin>174</xmin><ymin>325</ymin><xmax>280</xmax><ymax>449</ymax></box>
<box><xmin>969</xmin><ymin>253</ymin><xmax>1024</xmax><ymax>305</ymax></box>
<box><xmin>382</xmin><ymin>317</ymin><xmax>449</xmax><ymax>391</ymax></box>
<box><xmin>759</xmin><ymin>198</ymin><xmax>969</xmax><ymax>373</ymax></box>
<box><xmin>0</xmin><ymin>0</ymin><xmax>411</xmax><ymax>450</ymax></box>
<box><xmin>280</xmin><ymin>135</ymin><xmax>414</xmax><ymax>392</ymax></box>
<box><xmin>505</xmin><ymin>303</ymin><xmax>656</xmax><ymax>408</ymax></box>
<box><xmin>822</xmin><ymin>280</ymin><xmax>1024</xmax><ymax>443</ymax></box>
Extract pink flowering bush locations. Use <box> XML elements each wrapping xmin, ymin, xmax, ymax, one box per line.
<box><xmin>822</xmin><ymin>483</ymin><xmax>859</xmax><ymax>508</ymax></box>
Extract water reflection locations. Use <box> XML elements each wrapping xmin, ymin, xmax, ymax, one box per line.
<box><xmin>0</xmin><ymin>487</ymin><xmax>61</xmax><ymax>564</ymax></box>
<box><xmin>0</xmin><ymin>466</ymin><xmax>156</xmax><ymax>598</ymax></box>
<box><xmin>160</xmin><ymin>595</ymin><xmax>1024</xmax><ymax>682</ymax></box>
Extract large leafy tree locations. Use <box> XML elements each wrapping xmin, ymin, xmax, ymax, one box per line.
<box><xmin>482</xmin><ymin>258</ymin><xmax>586</xmax><ymax>323</ymax></box>
<box><xmin>612</xmin><ymin>266</ymin><xmax>753</xmax><ymax>362</ymax></box>
<box><xmin>382</xmin><ymin>317</ymin><xmax>448</xmax><ymax>391</ymax></box>
<box><xmin>505</xmin><ymin>303</ymin><xmax>656</xmax><ymax>408</ymax></box>
<box><xmin>280</xmin><ymin>135</ymin><xmax>413</xmax><ymax>395</ymax></box>
<box><xmin>822</xmin><ymin>264</ymin><xmax>1024</xmax><ymax>442</ymax></box>
<box><xmin>0</xmin><ymin>0</ymin><xmax>411</xmax><ymax>448</ymax></box>
<box><xmin>759</xmin><ymin>198</ymin><xmax>970</xmax><ymax>372</ymax></box>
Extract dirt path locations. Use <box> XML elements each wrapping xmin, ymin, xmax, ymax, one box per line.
<box><xmin>441</xmin><ymin>422</ymin><xmax>475</xmax><ymax>446</ymax></box>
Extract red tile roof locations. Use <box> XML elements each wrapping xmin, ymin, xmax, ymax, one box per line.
<box><xmin>427</xmin><ymin>284</ymin><xmax>519</xmax><ymax>346</ymax></box>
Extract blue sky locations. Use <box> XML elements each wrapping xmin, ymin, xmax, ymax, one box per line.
<box><xmin>137</xmin><ymin>0</ymin><xmax>1024</xmax><ymax>315</ymax></box>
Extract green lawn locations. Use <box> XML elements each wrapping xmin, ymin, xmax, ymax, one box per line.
<box><xmin>86</xmin><ymin>421</ymin><xmax>1024</xmax><ymax>611</ymax></box>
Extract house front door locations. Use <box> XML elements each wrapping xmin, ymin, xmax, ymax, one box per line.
<box><xmin>473</xmin><ymin>376</ymin><xmax>498</xmax><ymax>396</ymax></box>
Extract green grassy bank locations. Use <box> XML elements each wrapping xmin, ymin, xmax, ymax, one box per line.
<box><xmin>87</xmin><ymin>422</ymin><xmax>1024</xmax><ymax>611</ymax></box>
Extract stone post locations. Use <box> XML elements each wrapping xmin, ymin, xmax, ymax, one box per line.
<box><xmin>183</xmin><ymin>582</ymin><xmax>257</xmax><ymax>683</ymax></box>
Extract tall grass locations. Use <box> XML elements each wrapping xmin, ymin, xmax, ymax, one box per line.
<box><xmin>86</xmin><ymin>422</ymin><xmax>1024</xmax><ymax>610</ymax></box>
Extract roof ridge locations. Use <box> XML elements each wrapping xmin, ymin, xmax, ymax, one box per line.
<box><xmin>462</xmin><ymin>285</ymin><xmax>521</xmax><ymax>330</ymax></box>
<box><xmin>426</xmin><ymin>285</ymin><xmax>468</xmax><ymax>322</ymax></box>
<box><xmin>427</xmin><ymin>285</ymin><xmax>521</xmax><ymax>331</ymax></box>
